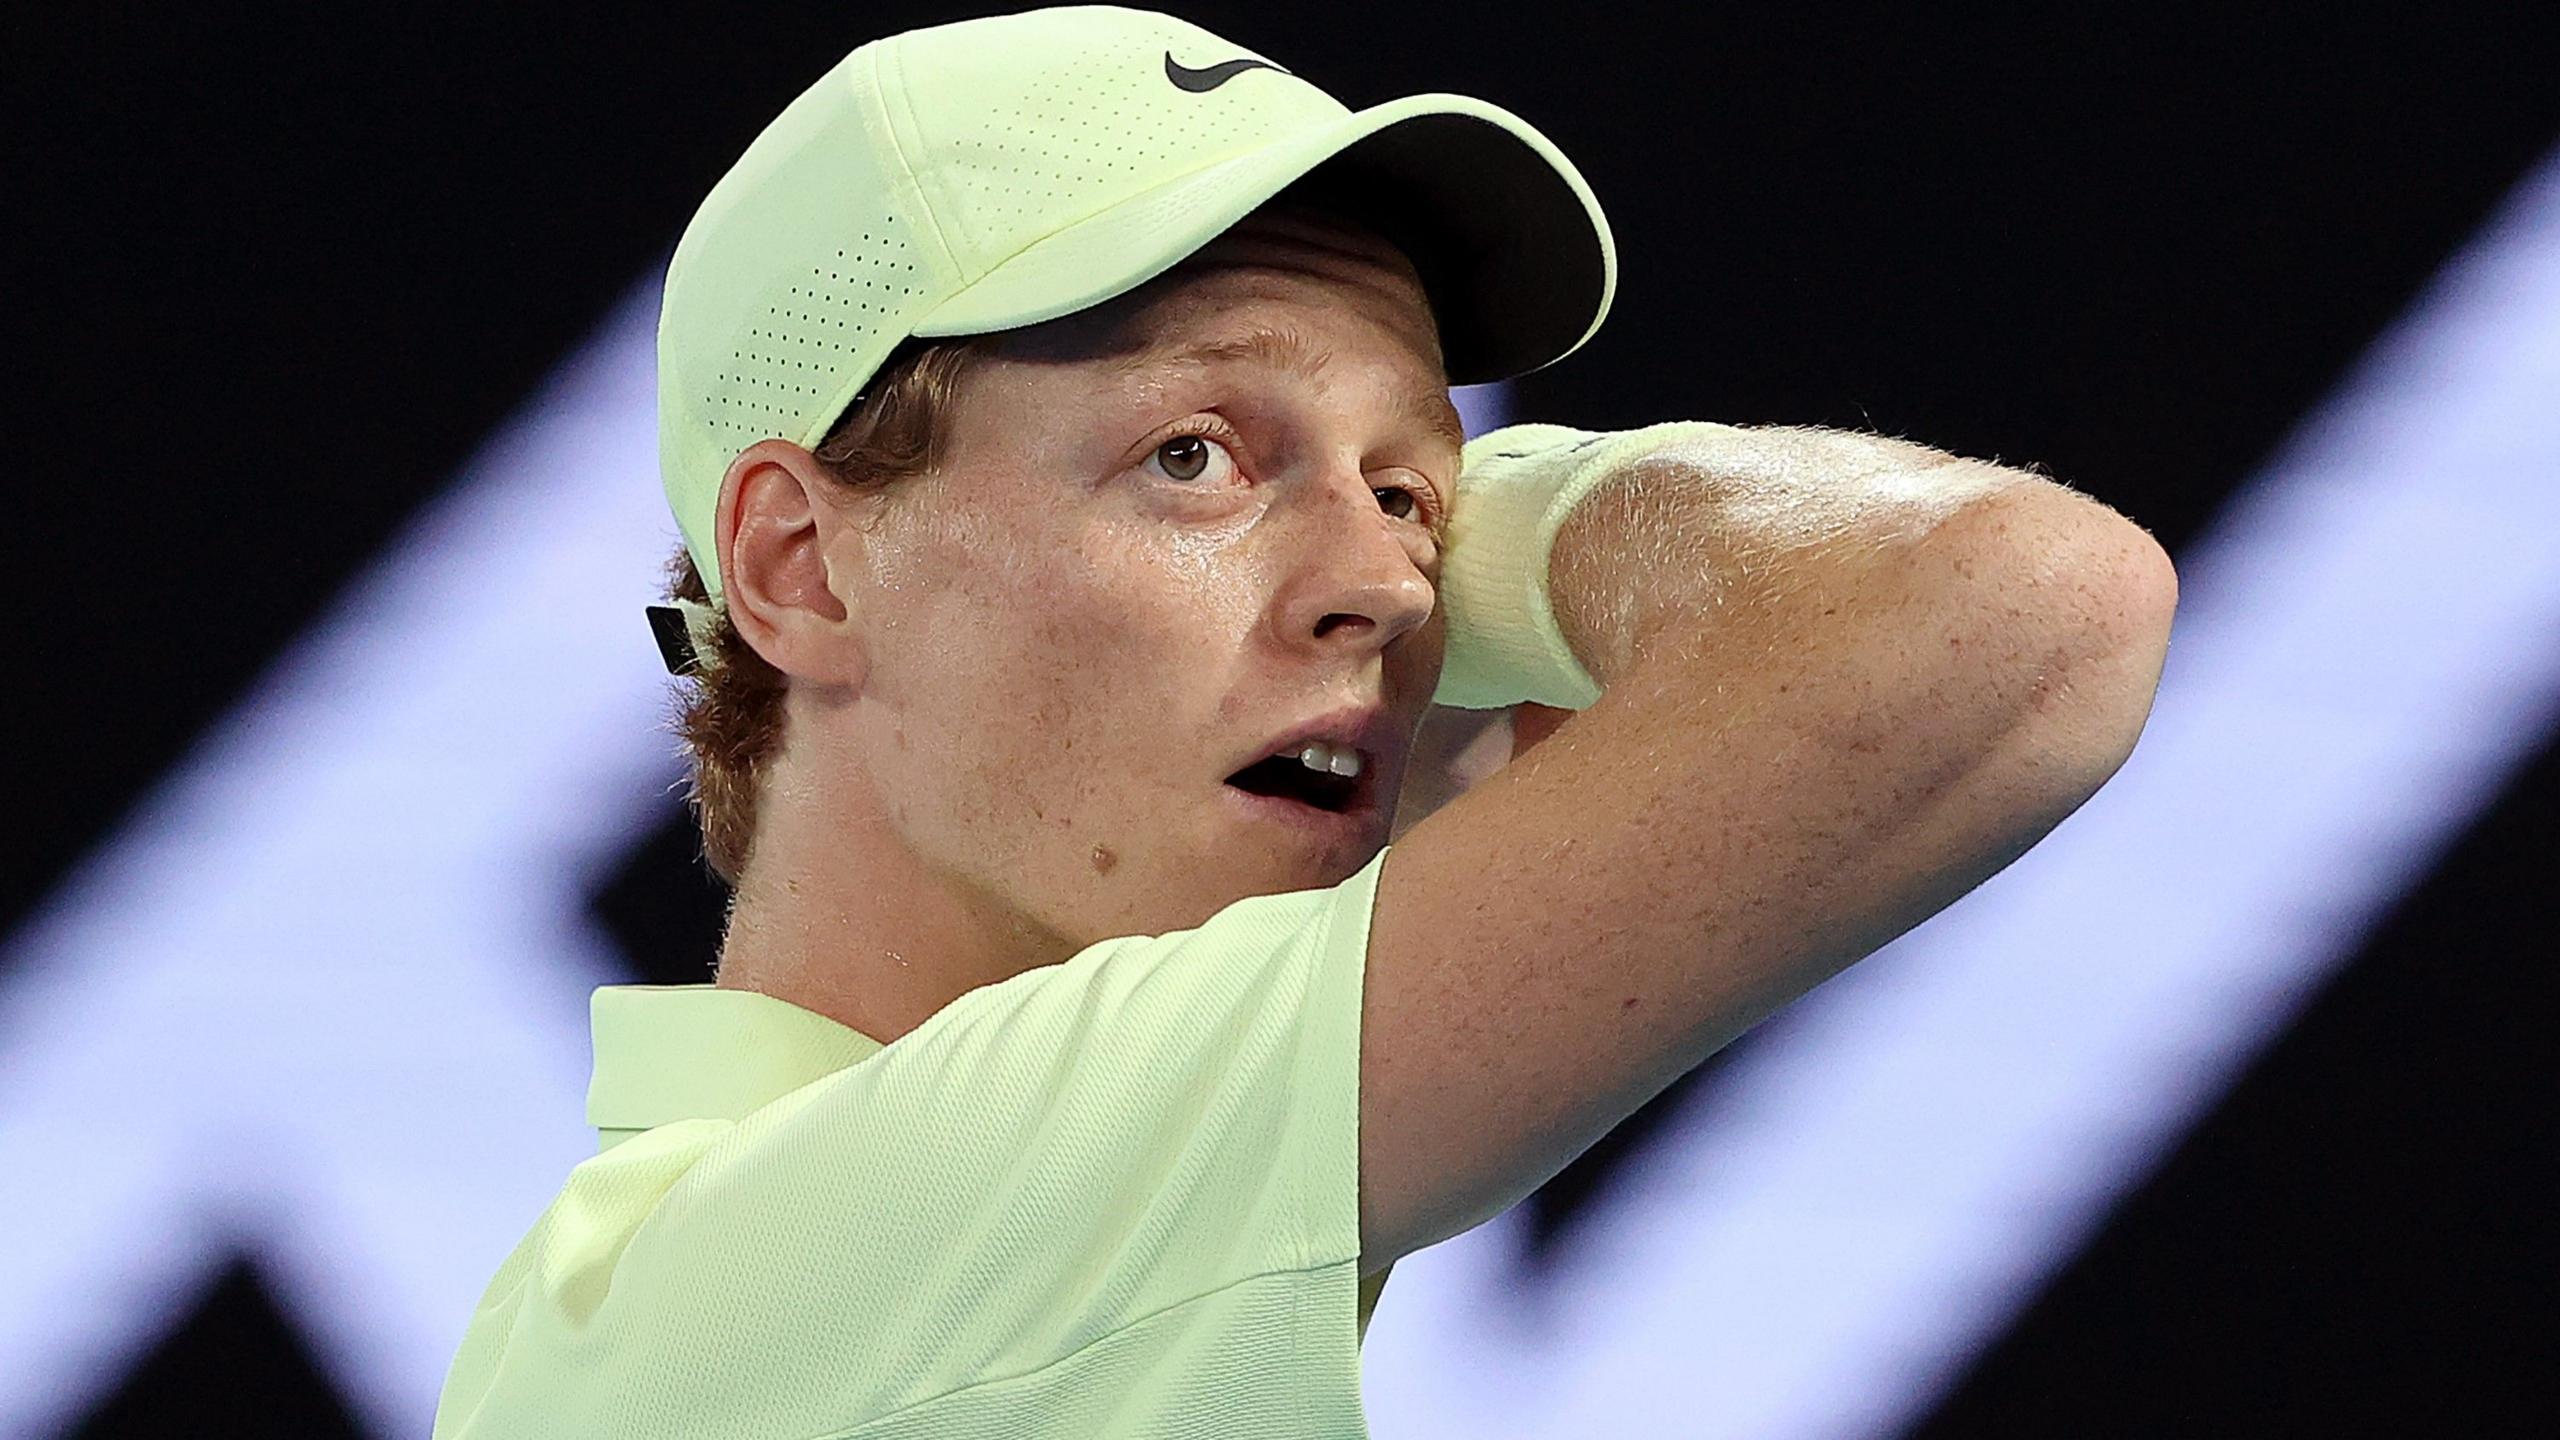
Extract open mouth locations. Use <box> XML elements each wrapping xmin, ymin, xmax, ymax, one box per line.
<box><xmin>1224</xmin><ymin>751</ymin><xmax>1367</xmax><ymax>815</ymax></box>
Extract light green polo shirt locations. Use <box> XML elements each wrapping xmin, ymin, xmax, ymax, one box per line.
<box><xmin>431</xmin><ymin>846</ymin><xmax>1396</xmax><ymax>1439</ymax></box>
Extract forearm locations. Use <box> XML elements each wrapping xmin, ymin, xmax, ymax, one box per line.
<box><xmin>1543</xmin><ymin>423</ymin><xmax>2174</xmax><ymax>769</ymax></box>
<box><xmin>1546</xmin><ymin>425</ymin><xmax>2027</xmax><ymax>680</ymax></box>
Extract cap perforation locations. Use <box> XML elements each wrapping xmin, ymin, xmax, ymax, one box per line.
<box><xmin>664</xmin><ymin>8</ymin><xmax>1615</xmax><ymax>597</ymax></box>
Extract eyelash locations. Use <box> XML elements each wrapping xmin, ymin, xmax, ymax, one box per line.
<box><xmin>1151</xmin><ymin>413</ymin><xmax>1446</xmax><ymax>532</ymax></box>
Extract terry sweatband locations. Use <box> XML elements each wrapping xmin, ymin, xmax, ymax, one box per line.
<box><xmin>1433</xmin><ymin>419</ymin><xmax>1737</xmax><ymax>711</ymax></box>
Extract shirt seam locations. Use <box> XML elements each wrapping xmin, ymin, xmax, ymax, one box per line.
<box><xmin>1293</xmin><ymin>889</ymin><xmax>1344</xmax><ymax>1272</ymax></box>
<box><xmin>803</xmin><ymin>1254</ymin><xmax>1358</xmax><ymax>1440</ymax></box>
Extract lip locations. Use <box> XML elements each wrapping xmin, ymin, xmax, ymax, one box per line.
<box><xmin>1219</xmin><ymin>777</ymin><xmax>1391</xmax><ymax>847</ymax></box>
<box><xmin>1217</xmin><ymin>702</ymin><xmax>1405</xmax><ymax>848</ymax></box>
<box><xmin>1227</xmin><ymin>705</ymin><xmax>1402</xmax><ymax>783</ymax></box>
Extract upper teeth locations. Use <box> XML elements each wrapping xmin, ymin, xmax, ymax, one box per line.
<box><xmin>1296</xmin><ymin>741</ymin><xmax>1362</xmax><ymax>778</ymax></box>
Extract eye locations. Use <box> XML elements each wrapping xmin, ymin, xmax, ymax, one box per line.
<box><xmin>1144</xmin><ymin>419</ymin><xmax>1242</xmax><ymax>487</ymax></box>
<box><xmin>1373</xmin><ymin>473</ymin><xmax>1445</xmax><ymax>532</ymax></box>
<box><xmin>1155</xmin><ymin>434</ymin><xmax>1214</xmax><ymax>481</ymax></box>
<box><xmin>1374</xmin><ymin>483</ymin><xmax>1424</xmax><ymax>525</ymax></box>
<box><xmin>1143</xmin><ymin>415</ymin><xmax>1445</xmax><ymax>533</ymax></box>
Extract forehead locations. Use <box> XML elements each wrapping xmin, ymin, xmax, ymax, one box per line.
<box><xmin>1102</xmin><ymin>322</ymin><xmax>1465</xmax><ymax>453</ymax></box>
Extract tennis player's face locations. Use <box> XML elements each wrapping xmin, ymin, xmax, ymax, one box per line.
<box><xmin>841</xmin><ymin>208</ymin><xmax>1457</xmax><ymax>950</ymax></box>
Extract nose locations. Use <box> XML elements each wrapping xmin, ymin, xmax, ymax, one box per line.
<box><xmin>1271</xmin><ymin>466</ymin><xmax>1437</xmax><ymax>660</ymax></box>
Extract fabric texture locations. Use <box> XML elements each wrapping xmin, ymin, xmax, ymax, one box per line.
<box><xmin>440</xmin><ymin>410</ymin><xmax>1710</xmax><ymax>1432</ymax></box>
<box><xmin>1433</xmin><ymin>418</ymin><xmax>1742</xmax><ymax>709</ymax></box>
<box><xmin>659</xmin><ymin>4</ymin><xmax>1614</xmax><ymax>606</ymax></box>
<box><xmin>431</xmin><ymin>848</ymin><xmax>1393</xmax><ymax>1439</ymax></box>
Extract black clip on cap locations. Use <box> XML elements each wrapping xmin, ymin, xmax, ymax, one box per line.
<box><xmin>644</xmin><ymin>605</ymin><xmax>701</xmax><ymax>676</ymax></box>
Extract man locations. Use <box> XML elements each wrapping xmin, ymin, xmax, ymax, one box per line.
<box><xmin>432</xmin><ymin>6</ymin><xmax>2176</xmax><ymax>1437</ymax></box>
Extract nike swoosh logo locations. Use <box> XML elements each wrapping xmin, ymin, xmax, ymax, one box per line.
<box><xmin>1163</xmin><ymin>52</ymin><xmax>1292</xmax><ymax>93</ymax></box>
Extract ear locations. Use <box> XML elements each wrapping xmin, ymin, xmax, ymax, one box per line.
<box><xmin>714</xmin><ymin>438</ymin><xmax>870</xmax><ymax>689</ymax></box>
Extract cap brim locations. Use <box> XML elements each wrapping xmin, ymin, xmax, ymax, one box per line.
<box><xmin>912</xmin><ymin>92</ymin><xmax>1616</xmax><ymax>387</ymax></box>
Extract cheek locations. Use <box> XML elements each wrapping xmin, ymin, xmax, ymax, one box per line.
<box><xmin>1001</xmin><ymin>524</ymin><xmax>1264</xmax><ymax>677</ymax></box>
<box><xmin>883</xmin><ymin>518</ymin><xmax>1265</xmax><ymax>804</ymax></box>
<box><xmin>1002</xmin><ymin>582</ymin><xmax>1204</xmax><ymax>747</ymax></box>
<box><xmin>892</xmin><ymin>579</ymin><xmax>1151</xmax><ymax>789</ymax></box>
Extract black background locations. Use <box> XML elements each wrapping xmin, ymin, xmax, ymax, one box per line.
<box><xmin>14</xmin><ymin>3</ymin><xmax>2557</xmax><ymax>1434</ymax></box>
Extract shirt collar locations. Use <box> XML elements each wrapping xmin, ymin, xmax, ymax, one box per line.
<box><xmin>587</xmin><ymin>984</ymin><xmax>885</xmax><ymax>1151</ymax></box>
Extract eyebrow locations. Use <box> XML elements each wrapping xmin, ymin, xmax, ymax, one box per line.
<box><xmin>1109</xmin><ymin>327</ymin><xmax>1467</xmax><ymax>453</ymax></box>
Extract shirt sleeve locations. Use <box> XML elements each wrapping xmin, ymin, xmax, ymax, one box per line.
<box><xmin>578</xmin><ymin>846</ymin><xmax>1391</xmax><ymax>1432</ymax></box>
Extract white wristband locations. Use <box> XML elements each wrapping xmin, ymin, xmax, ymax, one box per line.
<box><xmin>1434</xmin><ymin>419</ymin><xmax>1735</xmax><ymax>710</ymax></box>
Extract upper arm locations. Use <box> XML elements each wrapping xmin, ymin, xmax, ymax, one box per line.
<box><xmin>1356</xmin><ymin>482</ymin><xmax>2176</xmax><ymax>1269</ymax></box>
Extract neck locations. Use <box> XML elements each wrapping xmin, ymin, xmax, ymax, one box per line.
<box><xmin>710</xmin><ymin>763</ymin><xmax>1069</xmax><ymax>1047</ymax></box>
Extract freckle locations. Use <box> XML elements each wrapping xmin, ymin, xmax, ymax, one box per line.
<box><xmin>895</xmin><ymin>726</ymin><xmax>909</xmax><ymax>751</ymax></box>
<box><xmin>1091</xmin><ymin>844</ymin><xmax>1118</xmax><ymax>875</ymax></box>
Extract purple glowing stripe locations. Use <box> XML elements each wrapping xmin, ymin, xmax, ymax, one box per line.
<box><xmin>0</xmin><ymin>257</ymin><xmax>1519</xmax><ymax>1439</ymax></box>
<box><xmin>1362</xmin><ymin>142</ymin><xmax>2560</xmax><ymax>1440</ymax></box>
<box><xmin>0</xmin><ymin>279</ymin><xmax>681</xmax><ymax>1437</ymax></box>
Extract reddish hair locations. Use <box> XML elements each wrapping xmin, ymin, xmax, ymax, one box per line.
<box><xmin>661</xmin><ymin>336</ymin><xmax>993</xmax><ymax>885</ymax></box>
<box><xmin>662</xmin><ymin>188</ymin><xmax>1413</xmax><ymax>888</ymax></box>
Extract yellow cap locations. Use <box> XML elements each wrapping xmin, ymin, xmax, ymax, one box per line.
<box><xmin>658</xmin><ymin>3</ymin><xmax>1616</xmax><ymax>605</ymax></box>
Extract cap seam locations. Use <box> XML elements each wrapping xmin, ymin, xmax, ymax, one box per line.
<box><xmin>874</xmin><ymin>33</ymin><xmax>966</xmax><ymax>286</ymax></box>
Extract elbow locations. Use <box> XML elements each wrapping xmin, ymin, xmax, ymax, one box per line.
<box><xmin>2091</xmin><ymin>524</ymin><xmax>2178</xmax><ymax>768</ymax></box>
<box><xmin>2051</xmin><ymin>491</ymin><xmax>2178</xmax><ymax>661</ymax></box>
<box><xmin>1898</xmin><ymin>476</ymin><xmax>2177</xmax><ymax>784</ymax></box>
<box><xmin>2002</xmin><ymin>488</ymin><xmax>2180</xmax><ymax>778</ymax></box>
